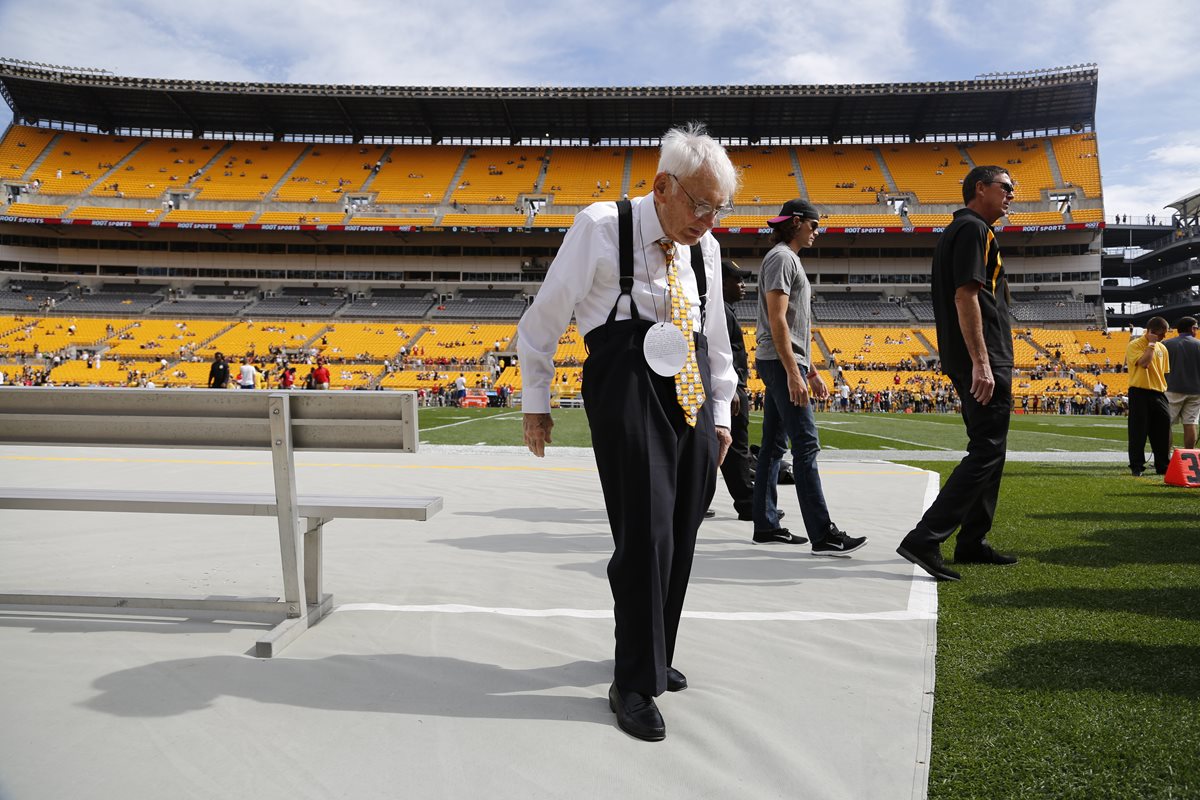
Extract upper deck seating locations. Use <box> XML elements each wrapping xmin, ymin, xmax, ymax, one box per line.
<box><xmin>192</xmin><ymin>142</ymin><xmax>305</xmax><ymax>201</ymax></box>
<box><xmin>450</xmin><ymin>147</ymin><xmax>545</xmax><ymax>205</ymax></box>
<box><xmin>1050</xmin><ymin>134</ymin><xmax>1102</xmax><ymax>198</ymax></box>
<box><xmin>90</xmin><ymin>137</ymin><xmax>220</xmax><ymax>200</ymax></box>
<box><xmin>0</xmin><ymin>126</ymin><xmax>57</xmax><ymax>182</ymax></box>
<box><xmin>27</xmin><ymin>133</ymin><xmax>139</xmax><ymax>196</ymax></box>
<box><xmin>371</xmin><ymin>146</ymin><xmax>464</xmax><ymax>204</ymax></box>
<box><xmin>880</xmin><ymin>143</ymin><xmax>967</xmax><ymax>204</ymax></box>
<box><xmin>542</xmin><ymin>147</ymin><xmax>625</xmax><ymax>205</ymax></box>
<box><xmin>796</xmin><ymin>146</ymin><xmax>886</xmax><ymax>205</ymax></box>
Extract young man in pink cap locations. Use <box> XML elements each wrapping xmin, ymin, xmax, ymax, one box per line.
<box><xmin>752</xmin><ymin>198</ymin><xmax>868</xmax><ymax>556</ymax></box>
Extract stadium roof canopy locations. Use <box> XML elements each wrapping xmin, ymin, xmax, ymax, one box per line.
<box><xmin>0</xmin><ymin>59</ymin><xmax>1098</xmax><ymax>144</ymax></box>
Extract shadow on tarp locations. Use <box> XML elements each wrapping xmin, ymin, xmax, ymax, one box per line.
<box><xmin>84</xmin><ymin>652</ymin><xmax>616</xmax><ymax>721</ymax></box>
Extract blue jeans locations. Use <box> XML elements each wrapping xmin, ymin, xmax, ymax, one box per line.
<box><xmin>752</xmin><ymin>358</ymin><xmax>833</xmax><ymax>542</ymax></box>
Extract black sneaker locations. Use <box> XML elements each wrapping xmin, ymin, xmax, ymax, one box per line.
<box><xmin>954</xmin><ymin>543</ymin><xmax>1018</xmax><ymax>565</ymax></box>
<box><xmin>897</xmin><ymin>539</ymin><xmax>960</xmax><ymax>581</ymax></box>
<box><xmin>811</xmin><ymin>524</ymin><xmax>867</xmax><ymax>557</ymax></box>
<box><xmin>752</xmin><ymin>527</ymin><xmax>808</xmax><ymax>545</ymax></box>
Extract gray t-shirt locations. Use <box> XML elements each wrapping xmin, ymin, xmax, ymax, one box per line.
<box><xmin>755</xmin><ymin>242</ymin><xmax>811</xmax><ymax>368</ymax></box>
<box><xmin>1163</xmin><ymin>334</ymin><xmax>1200</xmax><ymax>394</ymax></box>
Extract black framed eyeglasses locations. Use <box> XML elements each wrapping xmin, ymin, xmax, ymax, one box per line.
<box><xmin>668</xmin><ymin>174</ymin><xmax>734</xmax><ymax>220</ymax></box>
<box><xmin>987</xmin><ymin>180</ymin><xmax>1016</xmax><ymax>195</ymax></box>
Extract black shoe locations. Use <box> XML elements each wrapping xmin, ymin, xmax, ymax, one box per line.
<box><xmin>608</xmin><ymin>683</ymin><xmax>665</xmax><ymax>741</ymax></box>
<box><xmin>1131</xmin><ymin>467</ymin><xmax>1144</xmax><ymax>477</ymax></box>
<box><xmin>954</xmin><ymin>543</ymin><xmax>1018</xmax><ymax>565</ymax></box>
<box><xmin>753</xmin><ymin>527</ymin><xmax>808</xmax><ymax>545</ymax></box>
<box><xmin>897</xmin><ymin>538</ymin><xmax>960</xmax><ymax>581</ymax></box>
<box><xmin>666</xmin><ymin>667</ymin><xmax>687</xmax><ymax>692</ymax></box>
<box><xmin>811</xmin><ymin>524</ymin><xmax>868</xmax><ymax>557</ymax></box>
<box><xmin>704</xmin><ymin>508</ymin><xmax>716</xmax><ymax>519</ymax></box>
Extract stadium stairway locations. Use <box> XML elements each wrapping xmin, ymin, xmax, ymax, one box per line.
<box><xmin>181</xmin><ymin>141</ymin><xmax>234</xmax><ymax>195</ymax></box>
<box><xmin>268</xmin><ymin>144</ymin><xmax>314</xmax><ymax>201</ymax></box>
<box><xmin>620</xmin><ymin>149</ymin><xmax>633</xmax><ymax>198</ymax></box>
<box><xmin>913</xmin><ymin>329</ymin><xmax>938</xmax><ymax>360</ymax></box>
<box><xmin>442</xmin><ymin>151</ymin><xmax>472</xmax><ymax>206</ymax></box>
<box><xmin>1019</xmin><ymin>332</ymin><xmax>1054</xmax><ymax>361</ymax></box>
<box><xmin>813</xmin><ymin>330</ymin><xmax>833</xmax><ymax>366</ymax></box>
<box><xmin>956</xmin><ymin>143</ymin><xmax>975</xmax><ymax>171</ymax></box>
<box><xmin>18</xmin><ymin>131</ymin><xmax>61</xmax><ymax>184</ymax></box>
<box><xmin>531</xmin><ymin>151</ymin><xmax>549</xmax><ymax>194</ymax></box>
<box><xmin>1043</xmin><ymin>138</ymin><xmax>1067</xmax><ymax>190</ymax></box>
<box><xmin>80</xmin><ymin>139</ymin><xmax>148</xmax><ymax>198</ymax></box>
<box><xmin>871</xmin><ymin>147</ymin><xmax>899</xmax><ymax>195</ymax></box>
<box><xmin>788</xmin><ymin>147</ymin><xmax>809</xmax><ymax>199</ymax></box>
<box><xmin>358</xmin><ymin>145</ymin><xmax>393</xmax><ymax>194</ymax></box>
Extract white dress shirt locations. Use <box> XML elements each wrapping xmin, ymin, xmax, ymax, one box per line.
<box><xmin>517</xmin><ymin>193</ymin><xmax>736</xmax><ymax>428</ymax></box>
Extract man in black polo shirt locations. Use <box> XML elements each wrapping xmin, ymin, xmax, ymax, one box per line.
<box><xmin>897</xmin><ymin>166</ymin><xmax>1019</xmax><ymax>581</ymax></box>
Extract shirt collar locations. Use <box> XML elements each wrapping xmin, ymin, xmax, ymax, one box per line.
<box><xmin>635</xmin><ymin>192</ymin><xmax>669</xmax><ymax>253</ymax></box>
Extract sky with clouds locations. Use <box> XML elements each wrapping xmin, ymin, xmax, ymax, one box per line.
<box><xmin>0</xmin><ymin>0</ymin><xmax>1196</xmax><ymax>218</ymax></box>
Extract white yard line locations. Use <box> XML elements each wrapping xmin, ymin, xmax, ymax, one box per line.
<box><xmin>420</xmin><ymin>410</ymin><xmax>524</xmax><ymax>432</ymax></box>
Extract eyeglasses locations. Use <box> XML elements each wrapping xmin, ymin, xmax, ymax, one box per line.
<box><xmin>669</xmin><ymin>174</ymin><xmax>734</xmax><ymax>220</ymax></box>
<box><xmin>987</xmin><ymin>180</ymin><xmax>1016</xmax><ymax>195</ymax></box>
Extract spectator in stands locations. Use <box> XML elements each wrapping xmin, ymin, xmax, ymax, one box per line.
<box><xmin>1125</xmin><ymin>316</ymin><xmax>1173</xmax><ymax>476</ymax></box>
<box><xmin>516</xmin><ymin>122</ymin><xmax>737</xmax><ymax>743</ymax></box>
<box><xmin>897</xmin><ymin>166</ymin><xmax>1018</xmax><ymax>582</ymax></box>
<box><xmin>1163</xmin><ymin>316</ymin><xmax>1200</xmax><ymax>450</ymax></box>
<box><xmin>751</xmin><ymin>198</ymin><xmax>868</xmax><ymax>556</ymax></box>
<box><xmin>709</xmin><ymin>259</ymin><xmax>754</xmax><ymax>521</ymax></box>
<box><xmin>312</xmin><ymin>359</ymin><xmax>331</xmax><ymax>390</ymax></box>
<box><xmin>207</xmin><ymin>352</ymin><xmax>230</xmax><ymax>389</ymax></box>
<box><xmin>238</xmin><ymin>357</ymin><xmax>258</xmax><ymax>390</ymax></box>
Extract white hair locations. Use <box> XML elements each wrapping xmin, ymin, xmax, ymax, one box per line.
<box><xmin>657</xmin><ymin>122</ymin><xmax>740</xmax><ymax>200</ymax></box>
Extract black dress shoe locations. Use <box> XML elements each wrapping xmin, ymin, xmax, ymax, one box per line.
<box><xmin>666</xmin><ymin>667</ymin><xmax>687</xmax><ymax>692</ymax></box>
<box><xmin>954</xmin><ymin>543</ymin><xmax>1018</xmax><ymax>565</ymax></box>
<box><xmin>753</xmin><ymin>527</ymin><xmax>807</xmax><ymax>545</ymax></box>
<box><xmin>608</xmin><ymin>683</ymin><xmax>665</xmax><ymax>741</ymax></box>
<box><xmin>897</xmin><ymin>539</ymin><xmax>961</xmax><ymax>581</ymax></box>
<box><xmin>704</xmin><ymin>508</ymin><xmax>716</xmax><ymax>519</ymax></box>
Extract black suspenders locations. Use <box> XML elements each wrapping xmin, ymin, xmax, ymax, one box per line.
<box><xmin>614</xmin><ymin>198</ymin><xmax>707</xmax><ymax>326</ymax></box>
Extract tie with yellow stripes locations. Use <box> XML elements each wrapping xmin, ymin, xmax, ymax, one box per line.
<box><xmin>659</xmin><ymin>239</ymin><xmax>704</xmax><ymax>426</ymax></box>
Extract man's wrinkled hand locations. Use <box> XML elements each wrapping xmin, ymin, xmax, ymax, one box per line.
<box><xmin>523</xmin><ymin>413</ymin><xmax>554</xmax><ymax>457</ymax></box>
<box><xmin>715</xmin><ymin>426</ymin><xmax>732</xmax><ymax>466</ymax></box>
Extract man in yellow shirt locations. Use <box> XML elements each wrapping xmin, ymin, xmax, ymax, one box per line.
<box><xmin>1125</xmin><ymin>316</ymin><xmax>1171</xmax><ymax>476</ymax></box>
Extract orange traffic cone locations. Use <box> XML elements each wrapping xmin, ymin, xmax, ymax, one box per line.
<box><xmin>1164</xmin><ymin>449</ymin><xmax>1200</xmax><ymax>487</ymax></box>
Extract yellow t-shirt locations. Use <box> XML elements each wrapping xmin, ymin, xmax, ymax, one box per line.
<box><xmin>1126</xmin><ymin>335</ymin><xmax>1170</xmax><ymax>392</ymax></box>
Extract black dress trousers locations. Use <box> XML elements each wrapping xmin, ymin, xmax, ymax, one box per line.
<box><xmin>582</xmin><ymin>319</ymin><xmax>718</xmax><ymax>698</ymax></box>
<box><xmin>908</xmin><ymin>367</ymin><xmax>1012</xmax><ymax>547</ymax></box>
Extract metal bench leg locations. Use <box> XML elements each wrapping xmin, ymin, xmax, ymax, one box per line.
<box><xmin>304</xmin><ymin>517</ymin><xmax>328</xmax><ymax>606</ymax></box>
<box><xmin>268</xmin><ymin>394</ymin><xmax>307</xmax><ymax>619</ymax></box>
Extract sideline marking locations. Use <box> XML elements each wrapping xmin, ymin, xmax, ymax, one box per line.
<box><xmin>420</xmin><ymin>410</ymin><xmax>523</xmax><ymax>432</ymax></box>
<box><xmin>903</xmin><ymin>470</ymin><xmax>942</xmax><ymax>617</ymax></box>
<box><xmin>816</xmin><ymin>424</ymin><xmax>954</xmax><ymax>451</ymax></box>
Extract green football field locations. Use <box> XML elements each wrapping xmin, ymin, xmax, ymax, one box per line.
<box><xmin>416</xmin><ymin>407</ymin><xmax>1174</xmax><ymax>453</ymax></box>
<box><xmin>416</xmin><ymin>406</ymin><xmax>1200</xmax><ymax>798</ymax></box>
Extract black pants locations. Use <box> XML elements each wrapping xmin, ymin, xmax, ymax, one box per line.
<box><xmin>907</xmin><ymin>368</ymin><xmax>1011</xmax><ymax>550</ymax></box>
<box><xmin>583</xmin><ymin>319</ymin><xmax>718</xmax><ymax>698</ymax></box>
<box><xmin>1127</xmin><ymin>386</ymin><xmax>1171</xmax><ymax>473</ymax></box>
<box><xmin>718</xmin><ymin>386</ymin><xmax>753</xmax><ymax>516</ymax></box>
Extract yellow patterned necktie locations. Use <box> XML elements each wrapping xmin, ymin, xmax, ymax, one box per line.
<box><xmin>659</xmin><ymin>239</ymin><xmax>704</xmax><ymax>426</ymax></box>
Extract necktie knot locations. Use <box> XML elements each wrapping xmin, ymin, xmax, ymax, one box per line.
<box><xmin>657</xmin><ymin>239</ymin><xmax>676</xmax><ymax>266</ymax></box>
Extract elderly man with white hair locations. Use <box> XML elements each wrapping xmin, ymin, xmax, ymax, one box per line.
<box><xmin>518</xmin><ymin>122</ymin><xmax>738</xmax><ymax>741</ymax></box>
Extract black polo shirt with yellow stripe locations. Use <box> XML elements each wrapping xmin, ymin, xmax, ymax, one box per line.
<box><xmin>932</xmin><ymin>207</ymin><xmax>1013</xmax><ymax>377</ymax></box>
